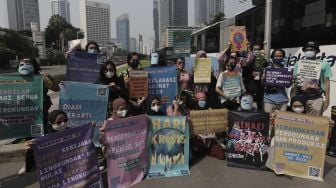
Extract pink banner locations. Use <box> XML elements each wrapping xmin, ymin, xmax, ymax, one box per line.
<box><xmin>105</xmin><ymin>115</ymin><xmax>148</xmax><ymax>188</ymax></box>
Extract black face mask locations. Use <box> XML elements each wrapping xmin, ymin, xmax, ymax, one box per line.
<box><xmin>227</xmin><ymin>64</ymin><xmax>236</xmax><ymax>71</ymax></box>
<box><xmin>272</xmin><ymin>58</ymin><xmax>285</xmax><ymax>67</ymax></box>
<box><xmin>129</xmin><ymin>60</ymin><xmax>139</xmax><ymax>69</ymax></box>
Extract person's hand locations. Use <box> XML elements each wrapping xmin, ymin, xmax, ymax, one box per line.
<box><xmin>173</xmin><ymin>99</ymin><xmax>179</xmax><ymax>109</ymax></box>
<box><xmin>323</xmin><ymin>98</ymin><xmax>330</xmax><ymax>112</ymax></box>
<box><xmin>124</xmin><ymin>75</ymin><xmax>129</xmax><ymax>85</ymax></box>
<box><xmin>24</xmin><ymin>140</ymin><xmax>36</xmax><ymax>149</ymax></box>
<box><xmin>91</xmin><ymin>121</ymin><xmax>97</xmax><ymax>127</ymax></box>
<box><xmin>137</xmin><ymin>97</ymin><xmax>145</xmax><ymax>105</ymax></box>
<box><xmin>108</xmin><ymin>82</ymin><xmax>120</xmax><ymax>89</ymax></box>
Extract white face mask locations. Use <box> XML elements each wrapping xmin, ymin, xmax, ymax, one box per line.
<box><xmin>151</xmin><ymin>105</ymin><xmax>160</xmax><ymax>112</ymax></box>
<box><xmin>105</xmin><ymin>71</ymin><xmax>114</xmax><ymax>78</ymax></box>
<box><xmin>293</xmin><ymin>107</ymin><xmax>304</xmax><ymax>114</ymax></box>
<box><xmin>52</xmin><ymin>122</ymin><xmax>67</xmax><ymax>131</ymax></box>
<box><xmin>117</xmin><ymin>110</ymin><xmax>127</xmax><ymax>118</ymax></box>
<box><xmin>88</xmin><ymin>49</ymin><xmax>97</xmax><ymax>54</ymax></box>
<box><xmin>304</xmin><ymin>51</ymin><xmax>315</xmax><ymax>58</ymax></box>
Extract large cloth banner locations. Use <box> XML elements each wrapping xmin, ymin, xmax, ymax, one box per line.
<box><xmin>145</xmin><ymin>66</ymin><xmax>178</xmax><ymax>110</ymax></box>
<box><xmin>227</xmin><ymin>111</ymin><xmax>270</xmax><ymax>169</ymax></box>
<box><xmin>273</xmin><ymin>111</ymin><xmax>329</xmax><ymax>181</ymax></box>
<box><xmin>147</xmin><ymin>116</ymin><xmax>190</xmax><ymax>178</ymax></box>
<box><xmin>194</xmin><ymin>58</ymin><xmax>211</xmax><ymax>83</ymax></box>
<box><xmin>264</xmin><ymin>68</ymin><xmax>293</xmax><ymax>87</ymax></box>
<box><xmin>33</xmin><ymin>125</ymin><xmax>101</xmax><ymax>188</ymax></box>
<box><xmin>190</xmin><ymin>109</ymin><xmax>228</xmax><ymax>135</ymax></box>
<box><xmin>105</xmin><ymin>115</ymin><xmax>148</xmax><ymax>188</ymax></box>
<box><xmin>229</xmin><ymin>26</ymin><xmax>248</xmax><ymax>52</ymax></box>
<box><xmin>0</xmin><ymin>75</ymin><xmax>43</xmax><ymax>139</ymax></box>
<box><xmin>67</xmin><ymin>51</ymin><xmax>105</xmax><ymax>83</ymax></box>
<box><xmin>60</xmin><ymin>81</ymin><xmax>108</xmax><ymax>146</ymax></box>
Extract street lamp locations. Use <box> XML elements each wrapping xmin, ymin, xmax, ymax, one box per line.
<box><xmin>263</xmin><ymin>0</ymin><xmax>272</xmax><ymax>61</ymax></box>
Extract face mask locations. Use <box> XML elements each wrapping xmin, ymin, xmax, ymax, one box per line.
<box><xmin>105</xmin><ymin>71</ymin><xmax>114</xmax><ymax>78</ymax></box>
<box><xmin>18</xmin><ymin>64</ymin><xmax>34</xmax><ymax>75</ymax></box>
<box><xmin>253</xmin><ymin>50</ymin><xmax>259</xmax><ymax>56</ymax></box>
<box><xmin>88</xmin><ymin>49</ymin><xmax>97</xmax><ymax>54</ymax></box>
<box><xmin>304</xmin><ymin>51</ymin><xmax>315</xmax><ymax>58</ymax></box>
<box><xmin>117</xmin><ymin>110</ymin><xmax>127</xmax><ymax>118</ymax></box>
<box><xmin>52</xmin><ymin>122</ymin><xmax>67</xmax><ymax>131</ymax></box>
<box><xmin>293</xmin><ymin>107</ymin><xmax>304</xmax><ymax>114</ymax></box>
<box><xmin>227</xmin><ymin>64</ymin><xmax>236</xmax><ymax>71</ymax></box>
<box><xmin>151</xmin><ymin>105</ymin><xmax>161</xmax><ymax>112</ymax></box>
<box><xmin>198</xmin><ymin>101</ymin><xmax>207</xmax><ymax>108</ymax></box>
<box><xmin>241</xmin><ymin>95</ymin><xmax>253</xmax><ymax>110</ymax></box>
<box><xmin>129</xmin><ymin>60</ymin><xmax>139</xmax><ymax>69</ymax></box>
<box><xmin>272</xmin><ymin>58</ymin><xmax>285</xmax><ymax>66</ymax></box>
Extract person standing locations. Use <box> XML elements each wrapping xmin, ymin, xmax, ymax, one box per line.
<box><xmin>293</xmin><ymin>41</ymin><xmax>333</xmax><ymax>115</ymax></box>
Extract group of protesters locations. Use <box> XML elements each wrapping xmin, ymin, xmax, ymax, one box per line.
<box><xmin>14</xmin><ymin>39</ymin><xmax>334</xmax><ymax>177</ymax></box>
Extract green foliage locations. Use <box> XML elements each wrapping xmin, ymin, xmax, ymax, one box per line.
<box><xmin>45</xmin><ymin>15</ymin><xmax>84</xmax><ymax>49</ymax></box>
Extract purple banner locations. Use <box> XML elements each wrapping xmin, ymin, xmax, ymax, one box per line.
<box><xmin>33</xmin><ymin>125</ymin><xmax>101</xmax><ymax>188</ymax></box>
<box><xmin>264</xmin><ymin>68</ymin><xmax>293</xmax><ymax>87</ymax></box>
<box><xmin>105</xmin><ymin>115</ymin><xmax>148</xmax><ymax>188</ymax></box>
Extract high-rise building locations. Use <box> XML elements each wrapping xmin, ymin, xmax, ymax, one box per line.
<box><xmin>207</xmin><ymin>0</ymin><xmax>225</xmax><ymax>22</ymax></box>
<box><xmin>116</xmin><ymin>14</ymin><xmax>130</xmax><ymax>51</ymax></box>
<box><xmin>159</xmin><ymin>0</ymin><xmax>188</xmax><ymax>46</ymax></box>
<box><xmin>195</xmin><ymin>0</ymin><xmax>208</xmax><ymax>26</ymax></box>
<box><xmin>153</xmin><ymin>0</ymin><xmax>159</xmax><ymax>50</ymax></box>
<box><xmin>51</xmin><ymin>0</ymin><xmax>71</xmax><ymax>23</ymax></box>
<box><xmin>5</xmin><ymin>0</ymin><xmax>40</xmax><ymax>31</ymax></box>
<box><xmin>79</xmin><ymin>0</ymin><xmax>111</xmax><ymax>47</ymax></box>
<box><xmin>159</xmin><ymin>0</ymin><xmax>188</xmax><ymax>28</ymax></box>
<box><xmin>129</xmin><ymin>37</ymin><xmax>137</xmax><ymax>52</ymax></box>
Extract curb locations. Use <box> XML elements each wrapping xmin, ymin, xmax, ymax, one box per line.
<box><xmin>0</xmin><ymin>144</ymin><xmax>25</xmax><ymax>164</ymax></box>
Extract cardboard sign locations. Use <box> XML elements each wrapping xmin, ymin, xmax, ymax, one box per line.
<box><xmin>297</xmin><ymin>60</ymin><xmax>322</xmax><ymax>80</ymax></box>
<box><xmin>273</xmin><ymin>111</ymin><xmax>329</xmax><ymax>181</ymax></box>
<box><xmin>147</xmin><ymin>116</ymin><xmax>190</xmax><ymax>178</ymax></box>
<box><xmin>223</xmin><ymin>75</ymin><xmax>242</xmax><ymax>99</ymax></box>
<box><xmin>227</xmin><ymin>111</ymin><xmax>270</xmax><ymax>170</ymax></box>
<box><xmin>264</xmin><ymin>68</ymin><xmax>293</xmax><ymax>87</ymax></box>
<box><xmin>229</xmin><ymin>26</ymin><xmax>248</xmax><ymax>52</ymax></box>
<box><xmin>105</xmin><ymin>115</ymin><xmax>148</xmax><ymax>188</ymax></box>
<box><xmin>0</xmin><ymin>75</ymin><xmax>43</xmax><ymax>139</ymax></box>
<box><xmin>190</xmin><ymin>109</ymin><xmax>228</xmax><ymax>135</ymax></box>
<box><xmin>33</xmin><ymin>125</ymin><xmax>101</xmax><ymax>188</ymax></box>
<box><xmin>129</xmin><ymin>71</ymin><xmax>149</xmax><ymax>98</ymax></box>
<box><xmin>194</xmin><ymin>58</ymin><xmax>211</xmax><ymax>83</ymax></box>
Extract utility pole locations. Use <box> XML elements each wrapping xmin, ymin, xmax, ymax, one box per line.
<box><xmin>263</xmin><ymin>0</ymin><xmax>272</xmax><ymax>61</ymax></box>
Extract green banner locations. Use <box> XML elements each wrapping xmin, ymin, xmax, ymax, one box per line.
<box><xmin>0</xmin><ymin>75</ymin><xmax>44</xmax><ymax>139</ymax></box>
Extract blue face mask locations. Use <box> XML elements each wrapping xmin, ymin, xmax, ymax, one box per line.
<box><xmin>18</xmin><ymin>63</ymin><xmax>34</xmax><ymax>75</ymax></box>
<box><xmin>88</xmin><ymin>48</ymin><xmax>97</xmax><ymax>54</ymax></box>
<box><xmin>198</xmin><ymin>100</ymin><xmax>207</xmax><ymax>108</ymax></box>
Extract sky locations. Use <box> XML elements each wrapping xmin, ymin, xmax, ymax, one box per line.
<box><xmin>1</xmin><ymin>0</ymin><xmax>253</xmax><ymax>46</ymax></box>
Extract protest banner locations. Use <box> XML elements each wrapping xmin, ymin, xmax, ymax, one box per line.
<box><xmin>147</xmin><ymin>116</ymin><xmax>190</xmax><ymax>178</ymax></box>
<box><xmin>60</xmin><ymin>81</ymin><xmax>108</xmax><ymax>146</ymax></box>
<box><xmin>105</xmin><ymin>115</ymin><xmax>148</xmax><ymax>188</ymax></box>
<box><xmin>297</xmin><ymin>60</ymin><xmax>322</xmax><ymax>80</ymax></box>
<box><xmin>229</xmin><ymin>26</ymin><xmax>248</xmax><ymax>52</ymax></box>
<box><xmin>194</xmin><ymin>58</ymin><xmax>212</xmax><ymax>83</ymax></box>
<box><xmin>185</xmin><ymin>57</ymin><xmax>220</xmax><ymax>78</ymax></box>
<box><xmin>129</xmin><ymin>71</ymin><xmax>149</xmax><ymax>98</ymax></box>
<box><xmin>273</xmin><ymin>111</ymin><xmax>329</xmax><ymax>181</ymax></box>
<box><xmin>0</xmin><ymin>75</ymin><xmax>43</xmax><ymax>139</ymax></box>
<box><xmin>227</xmin><ymin>111</ymin><xmax>270</xmax><ymax>169</ymax></box>
<box><xmin>145</xmin><ymin>66</ymin><xmax>178</xmax><ymax>110</ymax></box>
<box><xmin>190</xmin><ymin>109</ymin><xmax>228</xmax><ymax>135</ymax></box>
<box><xmin>67</xmin><ymin>51</ymin><xmax>106</xmax><ymax>83</ymax></box>
<box><xmin>264</xmin><ymin>68</ymin><xmax>293</xmax><ymax>87</ymax></box>
<box><xmin>223</xmin><ymin>74</ymin><xmax>242</xmax><ymax>99</ymax></box>
<box><xmin>33</xmin><ymin>124</ymin><xmax>101</xmax><ymax>188</ymax></box>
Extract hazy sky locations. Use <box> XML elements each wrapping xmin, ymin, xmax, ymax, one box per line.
<box><xmin>2</xmin><ymin>0</ymin><xmax>253</xmax><ymax>45</ymax></box>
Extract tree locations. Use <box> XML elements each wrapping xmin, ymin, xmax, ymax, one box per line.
<box><xmin>209</xmin><ymin>12</ymin><xmax>225</xmax><ymax>25</ymax></box>
<box><xmin>0</xmin><ymin>28</ymin><xmax>38</xmax><ymax>68</ymax></box>
<box><xmin>45</xmin><ymin>15</ymin><xmax>84</xmax><ymax>50</ymax></box>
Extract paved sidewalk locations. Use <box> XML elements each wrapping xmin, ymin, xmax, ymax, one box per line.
<box><xmin>0</xmin><ymin>156</ymin><xmax>335</xmax><ymax>188</ymax></box>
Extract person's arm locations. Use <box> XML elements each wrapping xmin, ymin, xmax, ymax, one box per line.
<box><xmin>323</xmin><ymin>78</ymin><xmax>330</xmax><ymax>112</ymax></box>
<box><xmin>215</xmin><ymin>73</ymin><xmax>224</xmax><ymax>96</ymax></box>
<box><xmin>216</xmin><ymin>87</ymin><xmax>225</xmax><ymax>97</ymax></box>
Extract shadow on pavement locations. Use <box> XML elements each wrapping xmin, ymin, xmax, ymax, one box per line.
<box><xmin>0</xmin><ymin>171</ymin><xmax>38</xmax><ymax>188</ymax></box>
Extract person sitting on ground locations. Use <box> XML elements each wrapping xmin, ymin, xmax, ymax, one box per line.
<box><xmin>166</xmin><ymin>90</ymin><xmax>192</xmax><ymax>117</ymax></box>
<box><xmin>147</xmin><ymin>96</ymin><xmax>165</xmax><ymax>116</ymax></box>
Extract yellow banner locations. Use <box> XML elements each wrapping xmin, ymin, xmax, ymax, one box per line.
<box><xmin>190</xmin><ymin>109</ymin><xmax>228</xmax><ymax>135</ymax></box>
<box><xmin>194</xmin><ymin>58</ymin><xmax>211</xmax><ymax>83</ymax></box>
<box><xmin>273</xmin><ymin>111</ymin><xmax>329</xmax><ymax>181</ymax></box>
